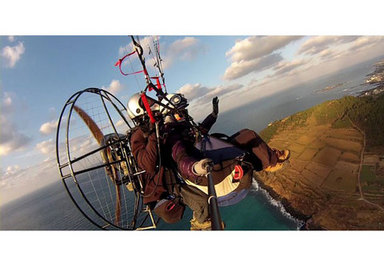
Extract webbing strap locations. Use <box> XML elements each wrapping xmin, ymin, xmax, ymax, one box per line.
<box><xmin>140</xmin><ymin>93</ymin><xmax>156</xmax><ymax>123</ymax></box>
<box><xmin>115</xmin><ymin>50</ymin><xmax>144</xmax><ymax>76</ymax></box>
<box><xmin>149</xmin><ymin>77</ymin><xmax>163</xmax><ymax>91</ymax></box>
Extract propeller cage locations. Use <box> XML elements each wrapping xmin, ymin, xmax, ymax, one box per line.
<box><xmin>56</xmin><ymin>88</ymin><xmax>158</xmax><ymax>230</ymax></box>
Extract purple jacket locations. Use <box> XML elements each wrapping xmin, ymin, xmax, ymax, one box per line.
<box><xmin>130</xmin><ymin>112</ymin><xmax>217</xmax><ymax>201</ymax></box>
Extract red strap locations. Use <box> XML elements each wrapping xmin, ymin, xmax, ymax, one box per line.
<box><xmin>149</xmin><ymin>77</ymin><xmax>162</xmax><ymax>92</ymax></box>
<box><xmin>140</xmin><ymin>93</ymin><xmax>156</xmax><ymax>123</ymax></box>
<box><xmin>115</xmin><ymin>51</ymin><xmax>144</xmax><ymax>76</ymax></box>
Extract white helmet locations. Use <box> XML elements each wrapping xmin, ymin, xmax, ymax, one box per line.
<box><xmin>160</xmin><ymin>93</ymin><xmax>188</xmax><ymax>115</ymax></box>
<box><xmin>127</xmin><ymin>93</ymin><xmax>145</xmax><ymax>119</ymax></box>
<box><xmin>127</xmin><ymin>92</ymin><xmax>159</xmax><ymax>120</ymax></box>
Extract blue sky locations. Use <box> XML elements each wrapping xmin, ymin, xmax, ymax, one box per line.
<box><xmin>2</xmin><ymin>35</ymin><xmax>384</xmax><ymax>205</ymax></box>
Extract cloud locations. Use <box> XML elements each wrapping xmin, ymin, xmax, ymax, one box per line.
<box><xmin>348</xmin><ymin>36</ymin><xmax>384</xmax><ymax>52</ymax></box>
<box><xmin>118</xmin><ymin>36</ymin><xmax>204</xmax><ymax>71</ymax></box>
<box><xmin>36</xmin><ymin>139</ymin><xmax>55</xmax><ymax>155</ymax></box>
<box><xmin>39</xmin><ymin>120</ymin><xmax>57</xmax><ymax>135</ymax></box>
<box><xmin>162</xmin><ymin>37</ymin><xmax>205</xmax><ymax>69</ymax></box>
<box><xmin>177</xmin><ymin>83</ymin><xmax>242</xmax><ymax>103</ymax></box>
<box><xmin>0</xmin><ymin>116</ymin><xmax>31</xmax><ymax>155</ymax></box>
<box><xmin>118</xmin><ymin>36</ymin><xmax>154</xmax><ymax>57</ymax></box>
<box><xmin>177</xmin><ymin>83</ymin><xmax>211</xmax><ymax>100</ymax></box>
<box><xmin>176</xmin><ymin>83</ymin><xmax>245</xmax><ymax>120</ymax></box>
<box><xmin>272</xmin><ymin>58</ymin><xmax>311</xmax><ymax>77</ymax></box>
<box><xmin>1</xmin><ymin>41</ymin><xmax>25</xmax><ymax>68</ymax></box>
<box><xmin>2</xmin><ymin>92</ymin><xmax>13</xmax><ymax>111</ymax></box>
<box><xmin>0</xmin><ymin>93</ymin><xmax>31</xmax><ymax>156</ymax></box>
<box><xmin>223</xmin><ymin>36</ymin><xmax>301</xmax><ymax>80</ymax></box>
<box><xmin>5</xmin><ymin>165</ymin><xmax>20</xmax><ymax>175</ymax></box>
<box><xmin>226</xmin><ymin>36</ymin><xmax>302</xmax><ymax>62</ymax></box>
<box><xmin>224</xmin><ymin>53</ymin><xmax>283</xmax><ymax>80</ymax></box>
<box><xmin>8</xmin><ymin>36</ymin><xmax>15</xmax><ymax>42</ymax></box>
<box><xmin>298</xmin><ymin>36</ymin><xmax>360</xmax><ymax>55</ymax></box>
<box><xmin>102</xmin><ymin>79</ymin><xmax>123</xmax><ymax>95</ymax></box>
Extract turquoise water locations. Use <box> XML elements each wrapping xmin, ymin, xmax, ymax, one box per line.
<box><xmin>1</xmin><ymin>56</ymin><xmax>381</xmax><ymax>230</ymax></box>
<box><xmin>157</xmin><ymin>182</ymin><xmax>301</xmax><ymax>230</ymax></box>
<box><xmin>0</xmin><ymin>180</ymin><xmax>300</xmax><ymax>230</ymax></box>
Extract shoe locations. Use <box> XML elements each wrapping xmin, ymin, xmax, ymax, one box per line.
<box><xmin>190</xmin><ymin>217</ymin><xmax>212</xmax><ymax>231</ymax></box>
<box><xmin>274</xmin><ymin>149</ymin><xmax>290</xmax><ymax>162</ymax></box>
<box><xmin>264</xmin><ymin>162</ymin><xmax>284</xmax><ymax>173</ymax></box>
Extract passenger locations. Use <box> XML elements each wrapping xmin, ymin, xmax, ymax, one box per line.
<box><xmin>127</xmin><ymin>93</ymin><xmax>213</xmax><ymax>230</ymax></box>
<box><xmin>127</xmin><ymin>92</ymin><xmax>290</xmax><ymax>230</ymax></box>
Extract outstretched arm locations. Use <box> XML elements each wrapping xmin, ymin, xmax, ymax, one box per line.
<box><xmin>199</xmin><ymin>97</ymin><xmax>219</xmax><ymax>134</ymax></box>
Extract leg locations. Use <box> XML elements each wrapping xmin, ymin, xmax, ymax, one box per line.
<box><xmin>179</xmin><ymin>184</ymin><xmax>210</xmax><ymax>223</ymax></box>
<box><xmin>230</xmin><ymin>129</ymin><xmax>290</xmax><ymax>172</ymax></box>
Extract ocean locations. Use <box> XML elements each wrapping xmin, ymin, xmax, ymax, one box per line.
<box><xmin>1</xmin><ymin>56</ymin><xmax>381</xmax><ymax>231</ymax></box>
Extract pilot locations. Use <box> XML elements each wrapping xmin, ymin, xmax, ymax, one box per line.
<box><xmin>126</xmin><ymin>92</ymin><xmax>290</xmax><ymax>230</ymax></box>
<box><xmin>127</xmin><ymin>92</ymin><xmax>214</xmax><ymax>230</ymax></box>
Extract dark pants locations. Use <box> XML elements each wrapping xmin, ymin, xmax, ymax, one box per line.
<box><xmin>179</xmin><ymin>184</ymin><xmax>210</xmax><ymax>223</ymax></box>
<box><xmin>229</xmin><ymin>129</ymin><xmax>278</xmax><ymax>171</ymax></box>
<box><xmin>163</xmin><ymin>167</ymin><xmax>209</xmax><ymax>223</ymax></box>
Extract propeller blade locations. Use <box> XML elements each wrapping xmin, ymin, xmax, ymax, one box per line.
<box><xmin>73</xmin><ymin>105</ymin><xmax>104</xmax><ymax>145</ymax></box>
<box><xmin>106</xmin><ymin>147</ymin><xmax>122</xmax><ymax>225</ymax></box>
<box><xmin>73</xmin><ymin>105</ymin><xmax>122</xmax><ymax>225</ymax></box>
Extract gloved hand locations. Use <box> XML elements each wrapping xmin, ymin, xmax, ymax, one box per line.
<box><xmin>140</xmin><ymin>121</ymin><xmax>155</xmax><ymax>137</ymax></box>
<box><xmin>192</xmin><ymin>158</ymin><xmax>213</xmax><ymax>176</ymax></box>
<box><xmin>212</xmin><ymin>97</ymin><xmax>219</xmax><ymax>117</ymax></box>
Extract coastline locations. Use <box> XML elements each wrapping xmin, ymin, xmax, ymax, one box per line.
<box><xmin>253</xmin><ymin>171</ymin><xmax>324</xmax><ymax>230</ymax></box>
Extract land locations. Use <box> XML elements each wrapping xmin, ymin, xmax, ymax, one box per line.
<box><xmin>315</xmin><ymin>82</ymin><xmax>345</xmax><ymax>93</ymax></box>
<box><xmin>255</xmin><ymin>62</ymin><xmax>384</xmax><ymax>230</ymax></box>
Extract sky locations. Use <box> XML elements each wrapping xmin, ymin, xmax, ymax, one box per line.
<box><xmin>1</xmin><ymin>35</ymin><xmax>384</xmax><ymax>206</ymax></box>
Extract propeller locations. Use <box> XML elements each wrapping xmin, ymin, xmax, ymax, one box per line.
<box><xmin>73</xmin><ymin>105</ymin><xmax>122</xmax><ymax>225</ymax></box>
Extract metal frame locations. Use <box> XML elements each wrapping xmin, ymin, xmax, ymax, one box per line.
<box><xmin>56</xmin><ymin>88</ymin><xmax>158</xmax><ymax>230</ymax></box>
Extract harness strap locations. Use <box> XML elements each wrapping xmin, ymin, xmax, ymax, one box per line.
<box><xmin>140</xmin><ymin>93</ymin><xmax>156</xmax><ymax>124</ymax></box>
<box><xmin>149</xmin><ymin>77</ymin><xmax>163</xmax><ymax>91</ymax></box>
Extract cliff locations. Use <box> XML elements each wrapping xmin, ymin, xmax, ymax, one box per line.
<box><xmin>256</xmin><ymin>91</ymin><xmax>384</xmax><ymax>230</ymax></box>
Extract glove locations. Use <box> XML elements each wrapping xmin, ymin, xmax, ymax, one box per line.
<box><xmin>192</xmin><ymin>158</ymin><xmax>213</xmax><ymax>176</ymax></box>
<box><xmin>140</xmin><ymin>122</ymin><xmax>155</xmax><ymax>137</ymax></box>
<box><xmin>212</xmin><ymin>97</ymin><xmax>219</xmax><ymax>117</ymax></box>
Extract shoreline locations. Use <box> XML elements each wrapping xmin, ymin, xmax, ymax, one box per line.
<box><xmin>253</xmin><ymin>172</ymin><xmax>325</xmax><ymax>230</ymax></box>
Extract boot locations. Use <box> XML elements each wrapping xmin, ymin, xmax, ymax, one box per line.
<box><xmin>190</xmin><ymin>217</ymin><xmax>212</xmax><ymax>231</ymax></box>
<box><xmin>264</xmin><ymin>162</ymin><xmax>285</xmax><ymax>173</ymax></box>
<box><xmin>190</xmin><ymin>218</ymin><xmax>226</xmax><ymax>230</ymax></box>
<box><xmin>274</xmin><ymin>149</ymin><xmax>291</xmax><ymax>162</ymax></box>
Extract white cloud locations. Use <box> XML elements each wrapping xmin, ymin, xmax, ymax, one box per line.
<box><xmin>272</xmin><ymin>57</ymin><xmax>312</xmax><ymax>77</ymax></box>
<box><xmin>0</xmin><ymin>159</ymin><xmax>59</xmax><ymax>206</ymax></box>
<box><xmin>39</xmin><ymin>120</ymin><xmax>57</xmax><ymax>135</ymax></box>
<box><xmin>2</xmin><ymin>92</ymin><xmax>13</xmax><ymax>110</ymax></box>
<box><xmin>0</xmin><ymin>93</ymin><xmax>31</xmax><ymax>156</ymax></box>
<box><xmin>223</xmin><ymin>36</ymin><xmax>301</xmax><ymax>80</ymax></box>
<box><xmin>5</xmin><ymin>165</ymin><xmax>20</xmax><ymax>175</ymax></box>
<box><xmin>118</xmin><ymin>36</ymin><xmax>154</xmax><ymax>57</ymax></box>
<box><xmin>36</xmin><ymin>139</ymin><xmax>55</xmax><ymax>155</ymax></box>
<box><xmin>8</xmin><ymin>36</ymin><xmax>15</xmax><ymax>42</ymax></box>
<box><xmin>176</xmin><ymin>83</ymin><xmax>246</xmax><ymax>121</ymax></box>
<box><xmin>102</xmin><ymin>79</ymin><xmax>123</xmax><ymax>95</ymax></box>
<box><xmin>162</xmin><ymin>37</ymin><xmax>205</xmax><ymax>69</ymax></box>
<box><xmin>177</xmin><ymin>83</ymin><xmax>242</xmax><ymax>104</ymax></box>
<box><xmin>348</xmin><ymin>36</ymin><xmax>384</xmax><ymax>52</ymax></box>
<box><xmin>298</xmin><ymin>36</ymin><xmax>360</xmax><ymax>55</ymax></box>
<box><xmin>177</xmin><ymin>83</ymin><xmax>211</xmax><ymax>100</ymax></box>
<box><xmin>224</xmin><ymin>53</ymin><xmax>283</xmax><ymax>80</ymax></box>
<box><xmin>1</xmin><ymin>41</ymin><xmax>25</xmax><ymax>68</ymax></box>
<box><xmin>0</xmin><ymin>116</ymin><xmax>30</xmax><ymax>155</ymax></box>
<box><xmin>226</xmin><ymin>36</ymin><xmax>302</xmax><ymax>62</ymax></box>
